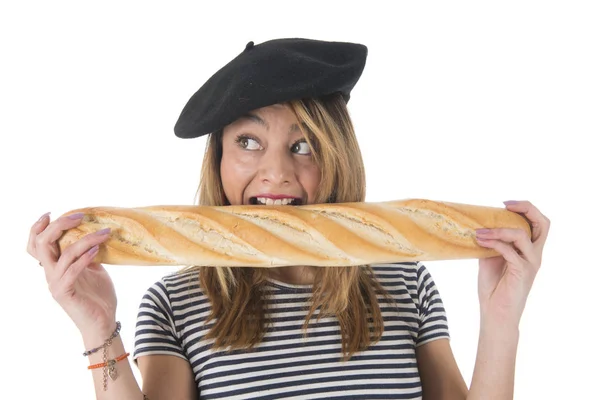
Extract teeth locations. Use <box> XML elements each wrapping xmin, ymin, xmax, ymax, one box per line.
<box><xmin>255</xmin><ymin>197</ymin><xmax>297</xmax><ymax>205</ymax></box>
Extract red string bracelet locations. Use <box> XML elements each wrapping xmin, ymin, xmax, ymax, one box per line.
<box><xmin>88</xmin><ymin>352</ymin><xmax>130</xmax><ymax>370</ymax></box>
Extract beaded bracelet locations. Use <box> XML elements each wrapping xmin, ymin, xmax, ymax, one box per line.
<box><xmin>83</xmin><ymin>321</ymin><xmax>123</xmax><ymax>391</ymax></box>
<box><xmin>82</xmin><ymin>321</ymin><xmax>121</xmax><ymax>357</ymax></box>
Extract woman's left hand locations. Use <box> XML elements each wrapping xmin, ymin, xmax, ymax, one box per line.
<box><xmin>475</xmin><ymin>200</ymin><xmax>550</xmax><ymax>327</ymax></box>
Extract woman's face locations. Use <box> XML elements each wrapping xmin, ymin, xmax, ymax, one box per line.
<box><xmin>221</xmin><ymin>104</ymin><xmax>321</xmax><ymax>206</ymax></box>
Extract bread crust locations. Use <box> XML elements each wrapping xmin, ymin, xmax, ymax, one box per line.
<box><xmin>56</xmin><ymin>199</ymin><xmax>531</xmax><ymax>267</ymax></box>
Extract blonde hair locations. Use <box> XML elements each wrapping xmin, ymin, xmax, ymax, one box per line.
<box><xmin>182</xmin><ymin>93</ymin><xmax>388</xmax><ymax>360</ymax></box>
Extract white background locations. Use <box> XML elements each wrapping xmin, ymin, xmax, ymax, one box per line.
<box><xmin>1</xmin><ymin>1</ymin><xmax>598</xmax><ymax>398</ymax></box>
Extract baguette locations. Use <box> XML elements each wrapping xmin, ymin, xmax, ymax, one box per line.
<box><xmin>56</xmin><ymin>199</ymin><xmax>531</xmax><ymax>267</ymax></box>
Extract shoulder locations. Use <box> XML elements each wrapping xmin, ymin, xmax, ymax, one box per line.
<box><xmin>370</xmin><ymin>261</ymin><xmax>429</xmax><ymax>286</ymax></box>
<box><xmin>134</xmin><ymin>269</ymin><xmax>210</xmax><ymax>350</ymax></box>
<box><xmin>138</xmin><ymin>269</ymin><xmax>208</xmax><ymax>317</ymax></box>
<box><xmin>143</xmin><ymin>269</ymin><xmax>203</xmax><ymax>298</ymax></box>
<box><xmin>370</xmin><ymin>261</ymin><xmax>444</xmax><ymax>309</ymax></box>
<box><xmin>372</xmin><ymin>261</ymin><xmax>438</xmax><ymax>285</ymax></box>
<box><xmin>370</xmin><ymin>262</ymin><xmax>422</xmax><ymax>307</ymax></box>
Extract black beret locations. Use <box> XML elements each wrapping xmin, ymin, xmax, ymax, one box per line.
<box><xmin>174</xmin><ymin>38</ymin><xmax>368</xmax><ymax>139</ymax></box>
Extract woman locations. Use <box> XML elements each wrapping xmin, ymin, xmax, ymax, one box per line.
<box><xmin>28</xmin><ymin>38</ymin><xmax>550</xmax><ymax>399</ymax></box>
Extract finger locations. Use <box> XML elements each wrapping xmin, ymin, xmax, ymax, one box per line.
<box><xmin>55</xmin><ymin>245</ymin><xmax>101</xmax><ymax>299</ymax></box>
<box><xmin>27</xmin><ymin>212</ymin><xmax>51</xmax><ymax>257</ymax></box>
<box><xmin>503</xmin><ymin>200</ymin><xmax>550</xmax><ymax>246</ymax></box>
<box><xmin>36</xmin><ymin>212</ymin><xmax>86</xmax><ymax>267</ymax></box>
<box><xmin>476</xmin><ymin>228</ymin><xmax>536</xmax><ymax>262</ymax></box>
<box><xmin>476</xmin><ymin>237</ymin><xmax>524</xmax><ymax>267</ymax></box>
<box><xmin>55</xmin><ymin>228</ymin><xmax>111</xmax><ymax>280</ymax></box>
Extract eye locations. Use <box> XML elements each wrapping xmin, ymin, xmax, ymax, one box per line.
<box><xmin>291</xmin><ymin>140</ymin><xmax>311</xmax><ymax>155</ymax></box>
<box><xmin>235</xmin><ymin>134</ymin><xmax>262</xmax><ymax>150</ymax></box>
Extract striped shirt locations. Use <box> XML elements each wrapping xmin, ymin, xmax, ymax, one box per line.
<box><xmin>133</xmin><ymin>262</ymin><xmax>450</xmax><ymax>399</ymax></box>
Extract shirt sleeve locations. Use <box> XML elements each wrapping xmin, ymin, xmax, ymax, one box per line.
<box><xmin>132</xmin><ymin>279</ymin><xmax>187</xmax><ymax>364</ymax></box>
<box><xmin>415</xmin><ymin>261</ymin><xmax>451</xmax><ymax>346</ymax></box>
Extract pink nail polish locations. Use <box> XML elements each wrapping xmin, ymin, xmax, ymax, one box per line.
<box><xmin>67</xmin><ymin>212</ymin><xmax>85</xmax><ymax>220</ymax></box>
<box><xmin>88</xmin><ymin>245</ymin><xmax>99</xmax><ymax>257</ymax></box>
<box><xmin>503</xmin><ymin>200</ymin><xmax>519</xmax><ymax>205</ymax></box>
<box><xmin>476</xmin><ymin>228</ymin><xmax>491</xmax><ymax>234</ymax></box>
<box><xmin>38</xmin><ymin>212</ymin><xmax>51</xmax><ymax>222</ymax></box>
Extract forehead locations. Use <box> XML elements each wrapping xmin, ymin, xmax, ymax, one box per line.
<box><xmin>226</xmin><ymin>103</ymin><xmax>301</xmax><ymax>131</ymax></box>
<box><xmin>246</xmin><ymin>104</ymin><xmax>295</xmax><ymax>121</ymax></box>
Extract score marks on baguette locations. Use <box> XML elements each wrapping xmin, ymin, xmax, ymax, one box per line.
<box><xmin>56</xmin><ymin>199</ymin><xmax>531</xmax><ymax>267</ymax></box>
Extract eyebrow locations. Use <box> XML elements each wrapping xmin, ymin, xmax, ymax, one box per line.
<box><xmin>240</xmin><ymin>113</ymin><xmax>302</xmax><ymax>134</ymax></box>
<box><xmin>240</xmin><ymin>113</ymin><xmax>269</xmax><ymax>129</ymax></box>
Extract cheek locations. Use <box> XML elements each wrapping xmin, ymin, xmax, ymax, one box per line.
<box><xmin>297</xmin><ymin>162</ymin><xmax>321</xmax><ymax>200</ymax></box>
<box><xmin>221</xmin><ymin>154</ymin><xmax>256</xmax><ymax>202</ymax></box>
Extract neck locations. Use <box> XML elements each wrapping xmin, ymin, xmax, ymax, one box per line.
<box><xmin>269</xmin><ymin>265</ymin><xmax>317</xmax><ymax>285</ymax></box>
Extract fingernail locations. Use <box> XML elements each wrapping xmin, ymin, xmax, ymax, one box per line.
<box><xmin>95</xmin><ymin>228</ymin><xmax>111</xmax><ymax>235</ymax></box>
<box><xmin>476</xmin><ymin>228</ymin><xmax>491</xmax><ymax>234</ymax></box>
<box><xmin>67</xmin><ymin>212</ymin><xmax>85</xmax><ymax>220</ymax></box>
<box><xmin>38</xmin><ymin>212</ymin><xmax>51</xmax><ymax>222</ymax></box>
<box><xmin>88</xmin><ymin>245</ymin><xmax>99</xmax><ymax>257</ymax></box>
<box><xmin>503</xmin><ymin>200</ymin><xmax>519</xmax><ymax>205</ymax></box>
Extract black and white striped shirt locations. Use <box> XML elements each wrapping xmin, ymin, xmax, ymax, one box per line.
<box><xmin>133</xmin><ymin>262</ymin><xmax>450</xmax><ymax>399</ymax></box>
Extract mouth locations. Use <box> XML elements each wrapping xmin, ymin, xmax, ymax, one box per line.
<box><xmin>248</xmin><ymin>196</ymin><xmax>303</xmax><ymax>206</ymax></box>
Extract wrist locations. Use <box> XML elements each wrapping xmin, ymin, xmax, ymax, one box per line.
<box><xmin>479</xmin><ymin>303</ymin><xmax>523</xmax><ymax>329</ymax></box>
<box><xmin>479</xmin><ymin>317</ymin><xmax>520</xmax><ymax>345</ymax></box>
<box><xmin>80</xmin><ymin>320</ymin><xmax>121</xmax><ymax>353</ymax></box>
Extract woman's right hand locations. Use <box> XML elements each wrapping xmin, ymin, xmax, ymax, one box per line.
<box><xmin>27</xmin><ymin>212</ymin><xmax>118</xmax><ymax>340</ymax></box>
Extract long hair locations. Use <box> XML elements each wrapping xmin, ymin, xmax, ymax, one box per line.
<box><xmin>182</xmin><ymin>93</ymin><xmax>388</xmax><ymax>360</ymax></box>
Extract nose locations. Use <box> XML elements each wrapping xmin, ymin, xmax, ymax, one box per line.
<box><xmin>258</xmin><ymin>147</ymin><xmax>294</xmax><ymax>185</ymax></box>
